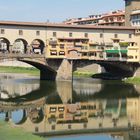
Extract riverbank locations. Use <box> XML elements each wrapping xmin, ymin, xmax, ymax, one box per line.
<box><xmin>73</xmin><ymin>71</ymin><xmax>94</xmax><ymax>77</ymax></box>
<box><xmin>0</xmin><ymin>66</ymin><xmax>40</xmax><ymax>76</ymax></box>
<box><xmin>123</xmin><ymin>77</ymin><xmax>140</xmax><ymax>84</ymax></box>
<box><xmin>0</xmin><ymin>121</ymin><xmax>44</xmax><ymax>140</ymax></box>
<box><xmin>0</xmin><ymin>66</ymin><xmax>94</xmax><ymax>77</ymax></box>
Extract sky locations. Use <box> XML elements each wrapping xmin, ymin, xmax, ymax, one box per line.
<box><xmin>0</xmin><ymin>0</ymin><xmax>124</xmax><ymax>23</ymax></box>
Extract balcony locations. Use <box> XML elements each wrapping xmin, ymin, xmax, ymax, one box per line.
<box><xmin>75</xmin><ymin>42</ymin><xmax>88</xmax><ymax>46</ymax></box>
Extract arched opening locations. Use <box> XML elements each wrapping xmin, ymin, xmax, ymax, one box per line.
<box><xmin>28</xmin><ymin>108</ymin><xmax>44</xmax><ymax>124</ymax></box>
<box><xmin>67</xmin><ymin>49</ymin><xmax>79</xmax><ymax>59</ymax></box>
<box><xmin>0</xmin><ymin>38</ymin><xmax>10</xmax><ymax>53</ymax></box>
<box><xmin>12</xmin><ymin>109</ymin><xmax>27</xmax><ymax>125</ymax></box>
<box><xmin>12</xmin><ymin>39</ymin><xmax>28</xmax><ymax>54</ymax></box>
<box><xmin>31</xmin><ymin>39</ymin><xmax>45</xmax><ymax>54</ymax></box>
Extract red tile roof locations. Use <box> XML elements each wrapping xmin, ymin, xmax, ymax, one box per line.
<box><xmin>0</xmin><ymin>20</ymin><xmax>137</xmax><ymax>30</ymax></box>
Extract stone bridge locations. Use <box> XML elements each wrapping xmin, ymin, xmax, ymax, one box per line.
<box><xmin>0</xmin><ymin>53</ymin><xmax>140</xmax><ymax>80</ymax></box>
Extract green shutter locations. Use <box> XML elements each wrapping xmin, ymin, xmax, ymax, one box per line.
<box><xmin>120</xmin><ymin>50</ymin><xmax>128</xmax><ymax>53</ymax></box>
<box><xmin>105</xmin><ymin>50</ymin><xmax>119</xmax><ymax>53</ymax></box>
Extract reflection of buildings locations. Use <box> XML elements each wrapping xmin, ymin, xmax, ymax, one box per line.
<box><xmin>0</xmin><ymin>76</ymin><xmax>40</xmax><ymax>99</ymax></box>
<box><xmin>73</xmin><ymin>79</ymin><xmax>102</xmax><ymax>95</ymax></box>
<box><xmin>127</xmin><ymin>98</ymin><xmax>140</xmax><ymax>126</ymax></box>
<box><xmin>0</xmin><ymin>78</ymin><xmax>140</xmax><ymax>139</ymax></box>
<box><xmin>2</xmin><ymin>98</ymin><xmax>135</xmax><ymax>139</ymax></box>
<box><xmin>0</xmin><ymin>82</ymin><xmax>39</xmax><ymax>99</ymax></box>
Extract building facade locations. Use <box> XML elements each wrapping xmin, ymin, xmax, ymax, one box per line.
<box><xmin>64</xmin><ymin>10</ymin><xmax>125</xmax><ymax>26</ymax></box>
<box><xmin>0</xmin><ymin>21</ymin><xmax>139</xmax><ymax>62</ymax></box>
<box><xmin>125</xmin><ymin>0</ymin><xmax>140</xmax><ymax>26</ymax></box>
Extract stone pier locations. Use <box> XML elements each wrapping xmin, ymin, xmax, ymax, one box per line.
<box><xmin>56</xmin><ymin>59</ymin><xmax>73</xmax><ymax>81</ymax></box>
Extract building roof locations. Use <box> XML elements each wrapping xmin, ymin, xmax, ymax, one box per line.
<box><xmin>0</xmin><ymin>20</ymin><xmax>137</xmax><ymax>30</ymax></box>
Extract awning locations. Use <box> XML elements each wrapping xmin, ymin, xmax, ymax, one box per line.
<box><xmin>120</xmin><ymin>50</ymin><xmax>128</xmax><ymax>53</ymax></box>
<box><xmin>105</xmin><ymin>50</ymin><xmax>119</xmax><ymax>53</ymax></box>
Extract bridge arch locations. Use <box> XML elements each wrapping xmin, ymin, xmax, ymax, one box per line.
<box><xmin>31</xmin><ymin>39</ymin><xmax>45</xmax><ymax>54</ymax></box>
<box><xmin>12</xmin><ymin>38</ymin><xmax>29</xmax><ymax>54</ymax></box>
<box><xmin>28</xmin><ymin>108</ymin><xmax>44</xmax><ymax>124</ymax></box>
<box><xmin>11</xmin><ymin>109</ymin><xmax>27</xmax><ymax>125</ymax></box>
<box><xmin>0</xmin><ymin>37</ymin><xmax>10</xmax><ymax>53</ymax></box>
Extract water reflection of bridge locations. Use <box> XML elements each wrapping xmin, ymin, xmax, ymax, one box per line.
<box><xmin>0</xmin><ymin>97</ymin><xmax>137</xmax><ymax>139</ymax></box>
<box><xmin>0</xmin><ymin>81</ymin><xmax>140</xmax><ymax>139</ymax></box>
<box><xmin>0</xmin><ymin>76</ymin><xmax>40</xmax><ymax>99</ymax></box>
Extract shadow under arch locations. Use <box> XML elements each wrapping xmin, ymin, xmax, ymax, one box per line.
<box><xmin>19</xmin><ymin>59</ymin><xmax>57</xmax><ymax>80</ymax></box>
<box><xmin>14</xmin><ymin>38</ymin><xmax>28</xmax><ymax>53</ymax></box>
<box><xmin>0</xmin><ymin>37</ymin><xmax>11</xmax><ymax>52</ymax></box>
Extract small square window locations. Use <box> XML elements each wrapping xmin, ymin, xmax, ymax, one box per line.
<box><xmin>19</xmin><ymin>30</ymin><xmax>23</xmax><ymax>35</ymax></box>
<box><xmin>36</xmin><ymin>31</ymin><xmax>40</xmax><ymax>36</ymax></box>
<box><xmin>69</xmin><ymin>32</ymin><xmax>73</xmax><ymax>37</ymax></box>
<box><xmin>100</xmin><ymin>33</ymin><xmax>103</xmax><ymax>38</ymax></box>
<box><xmin>85</xmin><ymin>33</ymin><xmax>88</xmax><ymax>38</ymax></box>
<box><xmin>129</xmin><ymin>34</ymin><xmax>132</xmax><ymax>38</ymax></box>
<box><xmin>1</xmin><ymin>29</ymin><xmax>5</xmax><ymax>34</ymax></box>
<box><xmin>53</xmin><ymin>32</ymin><xmax>57</xmax><ymax>37</ymax></box>
<box><xmin>52</xmin><ymin>125</ymin><xmax>55</xmax><ymax>130</ymax></box>
<box><xmin>114</xmin><ymin>34</ymin><xmax>118</xmax><ymax>38</ymax></box>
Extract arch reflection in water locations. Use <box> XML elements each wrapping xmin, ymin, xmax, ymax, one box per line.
<box><xmin>0</xmin><ymin>78</ymin><xmax>140</xmax><ymax>139</ymax></box>
<box><xmin>12</xmin><ymin>109</ymin><xmax>27</xmax><ymax>124</ymax></box>
<box><xmin>0</xmin><ymin>75</ymin><xmax>40</xmax><ymax>99</ymax></box>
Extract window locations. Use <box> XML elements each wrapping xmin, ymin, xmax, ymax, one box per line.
<box><xmin>100</xmin><ymin>33</ymin><xmax>103</xmax><ymax>38</ymax></box>
<box><xmin>68</xmin><ymin>125</ymin><xmax>71</xmax><ymax>129</ymax></box>
<box><xmin>69</xmin><ymin>32</ymin><xmax>73</xmax><ymax>37</ymax></box>
<box><xmin>36</xmin><ymin>31</ymin><xmax>40</xmax><ymax>36</ymax></box>
<box><xmin>53</xmin><ymin>32</ymin><xmax>57</xmax><ymax>37</ymax></box>
<box><xmin>52</xmin><ymin>125</ymin><xmax>55</xmax><ymax>130</ymax></box>
<box><xmin>60</xmin><ymin>44</ymin><xmax>64</xmax><ymax>49</ymax></box>
<box><xmin>114</xmin><ymin>34</ymin><xmax>118</xmax><ymax>38</ymax></box>
<box><xmin>19</xmin><ymin>30</ymin><xmax>23</xmax><ymax>35</ymax></box>
<box><xmin>59</xmin><ymin>114</ymin><xmax>64</xmax><ymax>118</ymax></box>
<box><xmin>35</xmin><ymin>127</ymin><xmax>39</xmax><ymax>132</ymax></box>
<box><xmin>84</xmin><ymin>33</ymin><xmax>88</xmax><ymax>38</ymax></box>
<box><xmin>129</xmin><ymin>34</ymin><xmax>132</xmax><ymax>38</ymax></box>
<box><xmin>126</xmin><ymin>0</ymin><xmax>131</xmax><ymax>6</ymax></box>
<box><xmin>50</xmin><ymin>107</ymin><xmax>57</xmax><ymax>112</ymax></box>
<box><xmin>51</xmin><ymin>45</ymin><xmax>56</xmax><ymax>48</ymax></box>
<box><xmin>0</xmin><ymin>29</ymin><xmax>5</xmax><ymax>34</ymax></box>
<box><xmin>58</xmin><ymin>107</ymin><xmax>64</xmax><ymax>112</ymax></box>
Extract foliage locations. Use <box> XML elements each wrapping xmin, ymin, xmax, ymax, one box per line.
<box><xmin>119</xmin><ymin>42</ymin><xmax>129</xmax><ymax>47</ymax></box>
<box><xmin>123</xmin><ymin>77</ymin><xmax>140</xmax><ymax>84</ymax></box>
<box><xmin>0</xmin><ymin>121</ymin><xmax>44</xmax><ymax>140</ymax></box>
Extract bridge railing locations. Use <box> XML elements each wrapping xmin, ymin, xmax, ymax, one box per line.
<box><xmin>0</xmin><ymin>53</ymin><xmax>45</xmax><ymax>59</ymax></box>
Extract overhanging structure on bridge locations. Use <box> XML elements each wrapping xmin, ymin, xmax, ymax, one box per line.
<box><xmin>0</xmin><ymin>21</ymin><xmax>139</xmax><ymax>80</ymax></box>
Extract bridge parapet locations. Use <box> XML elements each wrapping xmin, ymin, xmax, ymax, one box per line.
<box><xmin>0</xmin><ymin>53</ymin><xmax>45</xmax><ymax>59</ymax></box>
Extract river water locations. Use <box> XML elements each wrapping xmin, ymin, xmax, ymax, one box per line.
<box><xmin>0</xmin><ymin>74</ymin><xmax>140</xmax><ymax>140</ymax></box>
